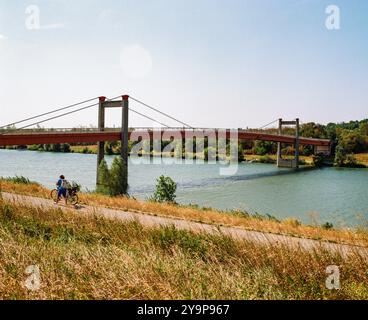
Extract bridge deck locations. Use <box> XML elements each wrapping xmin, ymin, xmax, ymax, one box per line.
<box><xmin>0</xmin><ymin>129</ymin><xmax>331</xmax><ymax>147</ymax></box>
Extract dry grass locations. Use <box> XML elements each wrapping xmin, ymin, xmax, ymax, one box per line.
<box><xmin>1</xmin><ymin>179</ymin><xmax>368</xmax><ymax>248</ymax></box>
<box><xmin>0</xmin><ymin>199</ymin><xmax>367</xmax><ymax>300</ymax></box>
<box><xmin>355</xmin><ymin>153</ymin><xmax>368</xmax><ymax>166</ymax></box>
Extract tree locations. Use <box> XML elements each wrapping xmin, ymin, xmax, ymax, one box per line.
<box><xmin>334</xmin><ymin>145</ymin><xmax>346</xmax><ymax>167</ymax></box>
<box><xmin>96</xmin><ymin>159</ymin><xmax>110</xmax><ymax>194</ymax></box>
<box><xmin>253</xmin><ymin>141</ymin><xmax>276</xmax><ymax>155</ymax></box>
<box><xmin>61</xmin><ymin>143</ymin><xmax>71</xmax><ymax>153</ymax></box>
<box><xmin>105</xmin><ymin>142</ymin><xmax>114</xmax><ymax>155</ymax></box>
<box><xmin>51</xmin><ymin>143</ymin><xmax>61</xmax><ymax>152</ymax></box>
<box><xmin>312</xmin><ymin>153</ymin><xmax>326</xmax><ymax>167</ymax></box>
<box><xmin>96</xmin><ymin>157</ymin><xmax>128</xmax><ymax>196</ymax></box>
<box><xmin>108</xmin><ymin>157</ymin><xmax>128</xmax><ymax>196</ymax></box>
<box><xmin>151</xmin><ymin>176</ymin><xmax>177</xmax><ymax>203</ymax></box>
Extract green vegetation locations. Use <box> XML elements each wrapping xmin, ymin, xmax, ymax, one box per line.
<box><xmin>97</xmin><ymin>157</ymin><xmax>128</xmax><ymax>196</ymax></box>
<box><xmin>0</xmin><ymin>200</ymin><xmax>367</xmax><ymax>299</ymax></box>
<box><xmin>322</xmin><ymin>222</ymin><xmax>334</xmax><ymax>230</ymax></box>
<box><xmin>2</xmin><ymin>119</ymin><xmax>368</xmax><ymax>168</ymax></box>
<box><xmin>1</xmin><ymin>176</ymin><xmax>35</xmax><ymax>185</ymax></box>
<box><xmin>151</xmin><ymin>175</ymin><xmax>177</xmax><ymax>203</ymax></box>
<box><xmin>3</xmin><ymin>177</ymin><xmax>368</xmax><ymax>247</ymax></box>
<box><xmin>312</xmin><ymin>153</ymin><xmax>326</xmax><ymax>167</ymax></box>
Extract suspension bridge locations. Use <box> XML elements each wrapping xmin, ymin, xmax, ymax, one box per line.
<box><xmin>0</xmin><ymin>94</ymin><xmax>331</xmax><ymax>185</ymax></box>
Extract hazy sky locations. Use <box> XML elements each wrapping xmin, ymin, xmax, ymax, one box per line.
<box><xmin>0</xmin><ymin>0</ymin><xmax>367</xmax><ymax>129</ymax></box>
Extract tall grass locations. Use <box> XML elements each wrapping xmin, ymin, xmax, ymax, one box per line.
<box><xmin>1</xmin><ymin>176</ymin><xmax>34</xmax><ymax>185</ymax></box>
<box><xmin>1</xmin><ymin>178</ymin><xmax>368</xmax><ymax>247</ymax></box>
<box><xmin>0</xmin><ymin>199</ymin><xmax>367</xmax><ymax>299</ymax></box>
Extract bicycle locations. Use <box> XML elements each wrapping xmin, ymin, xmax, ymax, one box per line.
<box><xmin>50</xmin><ymin>187</ymin><xmax>79</xmax><ymax>205</ymax></box>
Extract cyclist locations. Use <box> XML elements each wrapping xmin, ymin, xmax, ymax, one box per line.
<box><xmin>55</xmin><ymin>175</ymin><xmax>68</xmax><ymax>205</ymax></box>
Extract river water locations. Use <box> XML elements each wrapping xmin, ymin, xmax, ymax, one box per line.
<box><xmin>1</xmin><ymin>149</ymin><xmax>367</xmax><ymax>227</ymax></box>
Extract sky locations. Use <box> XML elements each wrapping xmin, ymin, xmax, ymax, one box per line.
<box><xmin>0</xmin><ymin>0</ymin><xmax>367</xmax><ymax>129</ymax></box>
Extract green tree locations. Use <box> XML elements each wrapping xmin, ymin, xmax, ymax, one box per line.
<box><xmin>61</xmin><ymin>143</ymin><xmax>71</xmax><ymax>153</ymax></box>
<box><xmin>312</xmin><ymin>153</ymin><xmax>325</xmax><ymax>167</ymax></box>
<box><xmin>253</xmin><ymin>141</ymin><xmax>276</xmax><ymax>155</ymax></box>
<box><xmin>51</xmin><ymin>144</ymin><xmax>61</xmax><ymax>152</ymax></box>
<box><xmin>152</xmin><ymin>176</ymin><xmax>177</xmax><ymax>203</ymax></box>
<box><xmin>108</xmin><ymin>157</ymin><xmax>128</xmax><ymax>196</ymax></box>
<box><xmin>96</xmin><ymin>159</ymin><xmax>111</xmax><ymax>194</ymax></box>
<box><xmin>105</xmin><ymin>142</ymin><xmax>114</xmax><ymax>155</ymax></box>
<box><xmin>334</xmin><ymin>145</ymin><xmax>347</xmax><ymax>167</ymax></box>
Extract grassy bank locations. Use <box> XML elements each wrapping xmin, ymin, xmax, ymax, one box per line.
<box><xmin>0</xmin><ymin>199</ymin><xmax>367</xmax><ymax>299</ymax></box>
<box><xmin>1</xmin><ymin>179</ymin><xmax>368</xmax><ymax>247</ymax></box>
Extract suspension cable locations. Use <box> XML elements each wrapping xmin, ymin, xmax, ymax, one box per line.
<box><xmin>13</xmin><ymin>95</ymin><xmax>122</xmax><ymax>131</ymax></box>
<box><xmin>0</xmin><ymin>96</ymin><xmax>99</xmax><ymax>129</ymax></box>
<box><xmin>258</xmin><ymin>119</ymin><xmax>279</xmax><ymax>130</ymax></box>
<box><xmin>129</xmin><ymin>96</ymin><xmax>193</xmax><ymax>128</ymax></box>
<box><xmin>130</xmin><ymin>107</ymin><xmax>170</xmax><ymax>128</ymax></box>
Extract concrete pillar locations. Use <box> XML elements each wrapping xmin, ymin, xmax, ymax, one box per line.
<box><xmin>121</xmin><ymin>95</ymin><xmax>129</xmax><ymax>165</ymax></box>
<box><xmin>294</xmin><ymin>118</ymin><xmax>300</xmax><ymax>169</ymax></box>
<box><xmin>96</xmin><ymin>96</ymin><xmax>106</xmax><ymax>184</ymax></box>
<box><xmin>277</xmin><ymin>118</ymin><xmax>282</xmax><ymax>167</ymax></box>
<box><xmin>121</xmin><ymin>95</ymin><xmax>129</xmax><ymax>194</ymax></box>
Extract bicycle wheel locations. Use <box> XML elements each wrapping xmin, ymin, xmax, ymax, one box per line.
<box><xmin>69</xmin><ymin>194</ymin><xmax>79</xmax><ymax>205</ymax></box>
<box><xmin>50</xmin><ymin>189</ymin><xmax>58</xmax><ymax>202</ymax></box>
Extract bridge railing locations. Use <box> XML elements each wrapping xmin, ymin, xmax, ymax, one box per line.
<box><xmin>0</xmin><ymin>127</ymin><xmax>330</xmax><ymax>143</ymax></box>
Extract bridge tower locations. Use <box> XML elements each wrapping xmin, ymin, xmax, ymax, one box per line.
<box><xmin>276</xmin><ymin>118</ymin><xmax>300</xmax><ymax>169</ymax></box>
<box><xmin>96</xmin><ymin>95</ymin><xmax>129</xmax><ymax>189</ymax></box>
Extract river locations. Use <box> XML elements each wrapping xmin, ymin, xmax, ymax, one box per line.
<box><xmin>1</xmin><ymin>149</ymin><xmax>367</xmax><ymax>227</ymax></box>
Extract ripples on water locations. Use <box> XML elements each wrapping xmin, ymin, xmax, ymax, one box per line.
<box><xmin>1</xmin><ymin>149</ymin><xmax>367</xmax><ymax>227</ymax></box>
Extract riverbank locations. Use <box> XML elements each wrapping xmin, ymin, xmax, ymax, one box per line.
<box><xmin>1</xmin><ymin>178</ymin><xmax>368</xmax><ymax>247</ymax></box>
<box><xmin>2</xmin><ymin>145</ymin><xmax>367</xmax><ymax>168</ymax></box>
<box><xmin>0</xmin><ymin>193</ymin><xmax>367</xmax><ymax>299</ymax></box>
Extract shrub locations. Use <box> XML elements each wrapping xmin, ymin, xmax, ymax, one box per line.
<box><xmin>109</xmin><ymin>157</ymin><xmax>128</xmax><ymax>196</ymax></box>
<box><xmin>312</xmin><ymin>153</ymin><xmax>326</xmax><ymax>167</ymax></box>
<box><xmin>322</xmin><ymin>222</ymin><xmax>334</xmax><ymax>230</ymax></box>
<box><xmin>96</xmin><ymin>160</ymin><xmax>110</xmax><ymax>194</ymax></box>
<box><xmin>96</xmin><ymin>157</ymin><xmax>128</xmax><ymax>196</ymax></box>
<box><xmin>151</xmin><ymin>176</ymin><xmax>177</xmax><ymax>203</ymax></box>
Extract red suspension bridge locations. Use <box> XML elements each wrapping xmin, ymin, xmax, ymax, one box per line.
<box><xmin>0</xmin><ymin>94</ymin><xmax>331</xmax><ymax>184</ymax></box>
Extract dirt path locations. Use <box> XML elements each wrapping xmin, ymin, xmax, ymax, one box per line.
<box><xmin>2</xmin><ymin>192</ymin><xmax>368</xmax><ymax>259</ymax></box>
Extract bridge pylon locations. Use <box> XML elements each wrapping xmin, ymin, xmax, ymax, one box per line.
<box><xmin>276</xmin><ymin>118</ymin><xmax>300</xmax><ymax>169</ymax></box>
<box><xmin>96</xmin><ymin>95</ymin><xmax>129</xmax><ymax>191</ymax></box>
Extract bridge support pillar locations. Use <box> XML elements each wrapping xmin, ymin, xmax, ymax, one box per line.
<box><xmin>121</xmin><ymin>95</ymin><xmax>129</xmax><ymax>193</ymax></box>
<box><xmin>276</xmin><ymin>118</ymin><xmax>300</xmax><ymax>169</ymax></box>
<box><xmin>95</xmin><ymin>95</ymin><xmax>129</xmax><ymax>193</ymax></box>
<box><xmin>276</xmin><ymin>119</ymin><xmax>282</xmax><ymax>167</ymax></box>
<box><xmin>96</xmin><ymin>96</ymin><xmax>106</xmax><ymax>185</ymax></box>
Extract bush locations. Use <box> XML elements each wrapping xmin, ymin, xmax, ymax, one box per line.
<box><xmin>334</xmin><ymin>145</ymin><xmax>346</xmax><ymax>167</ymax></box>
<box><xmin>312</xmin><ymin>153</ymin><xmax>326</xmax><ymax>167</ymax></box>
<box><xmin>151</xmin><ymin>176</ymin><xmax>177</xmax><ymax>203</ymax></box>
<box><xmin>322</xmin><ymin>222</ymin><xmax>334</xmax><ymax>230</ymax></box>
<box><xmin>109</xmin><ymin>157</ymin><xmax>128</xmax><ymax>196</ymax></box>
<box><xmin>96</xmin><ymin>157</ymin><xmax>128</xmax><ymax>196</ymax></box>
